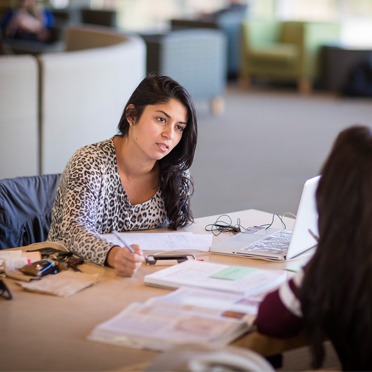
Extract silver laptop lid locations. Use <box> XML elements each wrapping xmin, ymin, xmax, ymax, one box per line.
<box><xmin>209</xmin><ymin>176</ymin><xmax>320</xmax><ymax>261</ymax></box>
<box><xmin>286</xmin><ymin>175</ymin><xmax>319</xmax><ymax>259</ymax></box>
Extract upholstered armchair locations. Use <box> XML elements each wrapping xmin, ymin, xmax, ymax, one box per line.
<box><xmin>141</xmin><ymin>29</ymin><xmax>227</xmax><ymax>116</ymax></box>
<box><xmin>239</xmin><ymin>20</ymin><xmax>341</xmax><ymax>93</ymax></box>
<box><xmin>171</xmin><ymin>8</ymin><xmax>248</xmax><ymax>79</ymax></box>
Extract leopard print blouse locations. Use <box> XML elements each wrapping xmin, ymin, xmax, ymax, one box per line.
<box><xmin>47</xmin><ymin>137</ymin><xmax>167</xmax><ymax>265</ymax></box>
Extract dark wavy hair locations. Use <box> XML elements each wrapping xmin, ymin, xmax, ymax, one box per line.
<box><xmin>300</xmin><ymin>125</ymin><xmax>372</xmax><ymax>370</ymax></box>
<box><xmin>117</xmin><ymin>75</ymin><xmax>198</xmax><ymax>229</ymax></box>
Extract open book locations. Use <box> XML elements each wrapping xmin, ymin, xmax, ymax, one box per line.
<box><xmin>144</xmin><ymin>259</ymin><xmax>288</xmax><ymax>297</ymax></box>
<box><xmin>88</xmin><ymin>262</ymin><xmax>288</xmax><ymax>351</ymax></box>
<box><xmin>87</xmin><ymin>286</ymin><xmax>261</xmax><ymax>351</ymax></box>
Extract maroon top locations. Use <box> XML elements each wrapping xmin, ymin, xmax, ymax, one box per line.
<box><xmin>255</xmin><ymin>269</ymin><xmax>305</xmax><ymax>338</ymax></box>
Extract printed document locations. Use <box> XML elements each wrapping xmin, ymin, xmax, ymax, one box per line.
<box><xmin>102</xmin><ymin>232</ymin><xmax>212</xmax><ymax>252</ymax></box>
<box><xmin>144</xmin><ymin>260</ymin><xmax>288</xmax><ymax>297</ymax></box>
<box><xmin>87</xmin><ymin>287</ymin><xmax>257</xmax><ymax>351</ymax></box>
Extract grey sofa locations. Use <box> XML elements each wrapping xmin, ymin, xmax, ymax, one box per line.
<box><xmin>0</xmin><ymin>25</ymin><xmax>146</xmax><ymax>179</ymax></box>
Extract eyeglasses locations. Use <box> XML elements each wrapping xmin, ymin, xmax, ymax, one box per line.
<box><xmin>0</xmin><ymin>278</ymin><xmax>13</xmax><ymax>300</ymax></box>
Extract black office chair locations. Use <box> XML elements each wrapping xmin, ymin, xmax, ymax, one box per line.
<box><xmin>0</xmin><ymin>174</ymin><xmax>61</xmax><ymax>249</ymax></box>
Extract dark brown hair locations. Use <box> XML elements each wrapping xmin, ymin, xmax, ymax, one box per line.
<box><xmin>118</xmin><ymin>75</ymin><xmax>198</xmax><ymax>228</ymax></box>
<box><xmin>301</xmin><ymin>125</ymin><xmax>372</xmax><ymax>370</ymax></box>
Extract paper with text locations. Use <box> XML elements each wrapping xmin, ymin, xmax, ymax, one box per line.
<box><xmin>87</xmin><ymin>287</ymin><xmax>254</xmax><ymax>351</ymax></box>
<box><xmin>102</xmin><ymin>232</ymin><xmax>212</xmax><ymax>252</ymax></box>
<box><xmin>144</xmin><ymin>260</ymin><xmax>289</xmax><ymax>297</ymax></box>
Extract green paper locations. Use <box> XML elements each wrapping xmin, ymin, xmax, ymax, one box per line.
<box><xmin>210</xmin><ymin>266</ymin><xmax>256</xmax><ymax>281</ymax></box>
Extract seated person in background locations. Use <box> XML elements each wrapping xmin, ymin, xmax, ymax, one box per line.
<box><xmin>1</xmin><ymin>0</ymin><xmax>54</xmax><ymax>42</ymax></box>
<box><xmin>255</xmin><ymin>125</ymin><xmax>372</xmax><ymax>370</ymax></box>
<box><xmin>47</xmin><ymin>75</ymin><xmax>198</xmax><ymax>278</ymax></box>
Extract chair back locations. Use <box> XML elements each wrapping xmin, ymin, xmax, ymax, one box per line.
<box><xmin>242</xmin><ymin>20</ymin><xmax>280</xmax><ymax>49</ymax></box>
<box><xmin>143</xmin><ymin>29</ymin><xmax>226</xmax><ymax>101</ymax></box>
<box><xmin>80</xmin><ymin>8</ymin><xmax>117</xmax><ymax>27</ymax></box>
<box><xmin>0</xmin><ymin>174</ymin><xmax>61</xmax><ymax>249</ymax></box>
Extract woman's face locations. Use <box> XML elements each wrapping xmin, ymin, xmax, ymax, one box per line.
<box><xmin>128</xmin><ymin>99</ymin><xmax>188</xmax><ymax>162</ymax></box>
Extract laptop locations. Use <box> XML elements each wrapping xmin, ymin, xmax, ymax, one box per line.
<box><xmin>210</xmin><ymin>176</ymin><xmax>320</xmax><ymax>261</ymax></box>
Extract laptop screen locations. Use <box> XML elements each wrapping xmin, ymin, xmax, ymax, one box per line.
<box><xmin>286</xmin><ymin>175</ymin><xmax>320</xmax><ymax>259</ymax></box>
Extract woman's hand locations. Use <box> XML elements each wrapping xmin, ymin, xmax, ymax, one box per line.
<box><xmin>106</xmin><ymin>245</ymin><xmax>144</xmax><ymax>277</ymax></box>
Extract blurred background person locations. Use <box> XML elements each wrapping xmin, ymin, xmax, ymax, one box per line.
<box><xmin>1</xmin><ymin>0</ymin><xmax>54</xmax><ymax>42</ymax></box>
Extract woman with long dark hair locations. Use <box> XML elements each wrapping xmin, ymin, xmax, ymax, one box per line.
<box><xmin>48</xmin><ymin>75</ymin><xmax>198</xmax><ymax>277</ymax></box>
<box><xmin>255</xmin><ymin>125</ymin><xmax>372</xmax><ymax>370</ymax></box>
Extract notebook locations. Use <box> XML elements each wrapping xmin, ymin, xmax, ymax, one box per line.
<box><xmin>210</xmin><ymin>176</ymin><xmax>320</xmax><ymax>261</ymax></box>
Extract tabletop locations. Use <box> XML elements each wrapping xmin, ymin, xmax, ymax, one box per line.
<box><xmin>0</xmin><ymin>209</ymin><xmax>313</xmax><ymax>371</ymax></box>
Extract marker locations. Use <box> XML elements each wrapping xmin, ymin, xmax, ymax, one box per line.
<box><xmin>112</xmin><ymin>231</ymin><xmax>135</xmax><ymax>253</ymax></box>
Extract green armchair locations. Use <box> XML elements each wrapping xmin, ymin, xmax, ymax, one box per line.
<box><xmin>239</xmin><ymin>20</ymin><xmax>341</xmax><ymax>93</ymax></box>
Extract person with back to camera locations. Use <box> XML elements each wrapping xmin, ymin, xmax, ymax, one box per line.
<box><xmin>254</xmin><ymin>124</ymin><xmax>372</xmax><ymax>370</ymax></box>
<box><xmin>47</xmin><ymin>75</ymin><xmax>198</xmax><ymax>277</ymax></box>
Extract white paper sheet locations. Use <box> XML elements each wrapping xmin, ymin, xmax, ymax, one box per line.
<box><xmin>101</xmin><ymin>232</ymin><xmax>212</xmax><ymax>252</ymax></box>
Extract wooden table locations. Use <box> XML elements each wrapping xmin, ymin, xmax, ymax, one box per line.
<box><xmin>0</xmin><ymin>209</ymin><xmax>312</xmax><ymax>371</ymax></box>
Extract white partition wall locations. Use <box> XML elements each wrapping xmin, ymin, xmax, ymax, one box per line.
<box><xmin>39</xmin><ymin>32</ymin><xmax>146</xmax><ymax>174</ymax></box>
<box><xmin>0</xmin><ymin>56</ymin><xmax>39</xmax><ymax>179</ymax></box>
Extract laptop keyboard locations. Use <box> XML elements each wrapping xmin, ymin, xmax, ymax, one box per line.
<box><xmin>242</xmin><ymin>229</ymin><xmax>292</xmax><ymax>255</ymax></box>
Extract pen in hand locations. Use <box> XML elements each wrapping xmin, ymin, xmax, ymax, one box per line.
<box><xmin>112</xmin><ymin>231</ymin><xmax>135</xmax><ymax>253</ymax></box>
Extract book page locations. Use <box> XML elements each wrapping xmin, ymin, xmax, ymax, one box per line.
<box><xmin>148</xmin><ymin>286</ymin><xmax>259</xmax><ymax>321</ymax></box>
<box><xmin>88</xmin><ymin>297</ymin><xmax>250</xmax><ymax>351</ymax></box>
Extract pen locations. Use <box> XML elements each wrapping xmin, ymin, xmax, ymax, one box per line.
<box><xmin>112</xmin><ymin>231</ymin><xmax>135</xmax><ymax>253</ymax></box>
<box><xmin>308</xmin><ymin>229</ymin><xmax>319</xmax><ymax>242</ymax></box>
